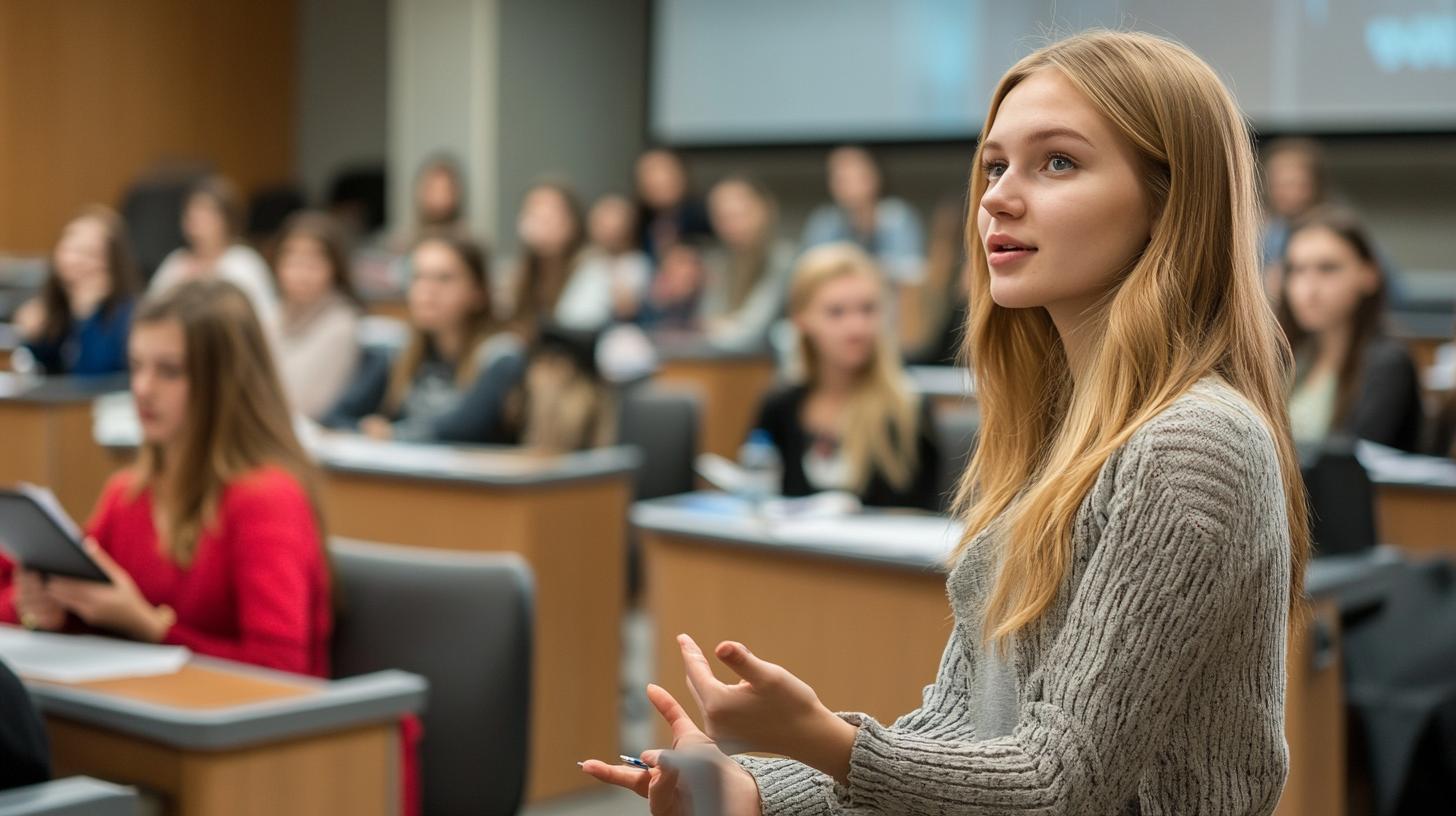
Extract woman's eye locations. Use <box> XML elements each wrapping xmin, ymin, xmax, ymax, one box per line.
<box><xmin>982</xmin><ymin>161</ymin><xmax>1006</xmax><ymax>179</ymax></box>
<box><xmin>1048</xmin><ymin>155</ymin><xmax>1076</xmax><ymax>172</ymax></box>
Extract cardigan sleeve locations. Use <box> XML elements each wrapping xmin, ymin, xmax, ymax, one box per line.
<box><xmin>740</xmin><ymin>634</ymin><xmax>980</xmax><ymax>815</ymax></box>
<box><xmin>321</xmin><ymin>347</ymin><xmax>392</xmax><ymax>430</ymax></box>
<box><xmin>752</xmin><ymin>398</ymin><xmax>1290</xmax><ymax>815</ymax></box>
<box><xmin>160</xmin><ymin>472</ymin><xmax>324</xmax><ymax>674</ymax></box>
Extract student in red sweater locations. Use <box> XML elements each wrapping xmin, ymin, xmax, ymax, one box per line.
<box><xmin>1</xmin><ymin>279</ymin><xmax>331</xmax><ymax>677</ymax></box>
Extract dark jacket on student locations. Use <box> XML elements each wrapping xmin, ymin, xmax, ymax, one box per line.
<box><xmin>0</xmin><ymin>658</ymin><xmax>49</xmax><ymax>791</ymax></box>
<box><xmin>23</xmin><ymin>299</ymin><xmax>134</xmax><ymax>376</ymax></box>
<box><xmin>751</xmin><ymin>384</ymin><xmax>942</xmax><ymax>511</ymax></box>
<box><xmin>1341</xmin><ymin>336</ymin><xmax>1424</xmax><ymax>453</ymax></box>
<box><xmin>323</xmin><ymin>334</ymin><xmax>526</xmax><ymax>444</ymax></box>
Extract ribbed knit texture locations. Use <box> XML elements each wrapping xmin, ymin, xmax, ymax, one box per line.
<box><xmin>740</xmin><ymin>379</ymin><xmax>1292</xmax><ymax>814</ymax></box>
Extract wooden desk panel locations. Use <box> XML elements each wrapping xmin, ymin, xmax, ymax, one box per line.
<box><xmin>643</xmin><ymin>530</ymin><xmax>951</xmax><ymax>728</ymax></box>
<box><xmin>48</xmin><ymin>718</ymin><xmax>396</xmax><ymax>816</ymax></box>
<box><xmin>0</xmin><ymin>399</ymin><xmax>116</xmax><ymax>520</ymax></box>
<box><xmin>321</xmin><ymin>470</ymin><xmax>630</xmax><ymax>803</ymax></box>
<box><xmin>644</xmin><ymin>530</ymin><xmax>1344</xmax><ymax>816</ymax></box>
<box><xmin>656</xmin><ymin>358</ymin><xmax>777</xmax><ymax>460</ymax></box>
<box><xmin>1375</xmin><ymin>483</ymin><xmax>1456</xmax><ymax>556</ymax></box>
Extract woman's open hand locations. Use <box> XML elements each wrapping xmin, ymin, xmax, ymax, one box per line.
<box><xmin>677</xmin><ymin>634</ymin><xmax>857</xmax><ymax>783</ymax></box>
<box><xmin>580</xmin><ymin>683</ymin><xmax>761</xmax><ymax>816</ymax></box>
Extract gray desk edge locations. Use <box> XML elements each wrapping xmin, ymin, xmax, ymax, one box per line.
<box><xmin>30</xmin><ymin>667</ymin><xmax>427</xmax><ymax>751</ymax></box>
<box><xmin>0</xmin><ymin>777</ymin><xmax>138</xmax><ymax>816</ymax></box>
<box><xmin>631</xmin><ymin>499</ymin><xmax>950</xmax><ymax>574</ymax></box>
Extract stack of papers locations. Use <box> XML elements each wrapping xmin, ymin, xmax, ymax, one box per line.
<box><xmin>0</xmin><ymin>624</ymin><xmax>190</xmax><ymax>683</ymax></box>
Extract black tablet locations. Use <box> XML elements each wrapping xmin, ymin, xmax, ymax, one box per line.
<box><xmin>0</xmin><ymin>487</ymin><xmax>110</xmax><ymax>583</ymax></box>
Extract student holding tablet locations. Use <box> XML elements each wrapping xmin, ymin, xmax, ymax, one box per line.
<box><xmin>584</xmin><ymin>30</ymin><xmax>1309</xmax><ymax>814</ymax></box>
<box><xmin>0</xmin><ymin>280</ymin><xmax>331</xmax><ymax>677</ymax></box>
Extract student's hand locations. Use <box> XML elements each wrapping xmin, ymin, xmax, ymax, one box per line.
<box><xmin>11</xmin><ymin>299</ymin><xmax>45</xmax><ymax>341</ymax></box>
<box><xmin>580</xmin><ymin>683</ymin><xmax>762</xmax><ymax>816</ymax></box>
<box><xmin>46</xmin><ymin>540</ymin><xmax>172</xmax><ymax>643</ymax></box>
<box><xmin>14</xmin><ymin>569</ymin><xmax>66</xmax><ymax>631</ymax></box>
<box><xmin>359</xmin><ymin>415</ymin><xmax>394</xmax><ymax>440</ymax></box>
<box><xmin>678</xmin><ymin>634</ymin><xmax>858</xmax><ymax>784</ymax></box>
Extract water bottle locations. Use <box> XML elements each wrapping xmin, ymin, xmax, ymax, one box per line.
<box><xmin>738</xmin><ymin>429</ymin><xmax>782</xmax><ymax>507</ymax></box>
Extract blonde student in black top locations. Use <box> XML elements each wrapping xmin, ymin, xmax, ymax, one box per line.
<box><xmin>750</xmin><ymin>243</ymin><xmax>941</xmax><ymax>511</ymax></box>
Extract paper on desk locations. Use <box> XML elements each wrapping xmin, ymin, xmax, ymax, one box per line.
<box><xmin>1355</xmin><ymin>440</ymin><xmax>1456</xmax><ymax>487</ymax></box>
<box><xmin>770</xmin><ymin>514</ymin><xmax>965</xmax><ymax>563</ymax></box>
<box><xmin>0</xmin><ymin>624</ymin><xmax>190</xmax><ymax>683</ymax></box>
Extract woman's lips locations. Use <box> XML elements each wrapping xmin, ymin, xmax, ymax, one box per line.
<box><xmin>987</xmin><ymin>247</ymin><xmax>1037</xmax><ymax>267</ymax></box>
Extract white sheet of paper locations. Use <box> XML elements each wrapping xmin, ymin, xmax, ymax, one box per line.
<box><xmin>0</xmin><ymin>624</ymin><xmax>190</xmax><ymax>683</ymax></box>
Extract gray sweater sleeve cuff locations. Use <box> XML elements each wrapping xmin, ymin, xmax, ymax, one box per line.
<box><xmin>734</xmin><ymin>755</ymin><xmax>837</xmax><ymax>816</ymax></box>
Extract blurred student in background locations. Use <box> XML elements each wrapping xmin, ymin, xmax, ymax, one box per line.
<box><xmin>555</xmin><ymin>194</ymin><xmax>652</xmax><ymax>330</ymax></box>
<box><xmin>150</xmin><ymin>176</ymin><xmax>281</xmax><ymax>346</ymax></box>
<box><xmin>1261</xmin><ymin>138</ymin><xmax>1328</xmax><ymax>267</ymax></box>
<box><xmin>324</xmin><ymin>236</ymin><xmax>524</xmax><ymax>444</ymax></box>
<box><xmin>635</xmin><ymin>148</ymin><xmax>712</xmax><ymax>262</ymax></box>
<box><xmin>751</xmin><ymin>243</ymin><xmax>940</xmax><ymax>510</ymax></box>
<box><xmin>401</xmin><ymin>153</ymin><xmax>468</xmax><ymax>248</ymax></box>
<box><xmin>699</xmin><ymin>176</ymin><xmax>795</xmax><ymax>351</ymax></box>
<box><xmin>1279</xmin><ymin>209</ymin><xmax>1422</xmax><ymax>452</ymax></box>
<box><xmin>636</xmin><ymin>239</ymin><xmax>707</xmax><ymax>333</ymax></box>
<box><xmin>505</xmin><ymin>325</ymin><xmax>617</xmax><ymax>453</ymax></box>
<box><xmin>273</xmin><ymin>212</ymin><xmax>362</xmax><ymax>420</ymax></box>
<box><xmin>802</xmin><ymin>146</ymin><xmax>925</xmax><ymax>283</ymax></box>
<box><xmin>1</xmin><ymin>281</ymin><xmax>331</xmax><ymax>677</ymax></box>
<box><xmin>502</xmin><ymin>182</ymin><xmax>585</xmax><ymax>336</ymax></box>
<box><xmin>14</xmin><ymin>206</ymin><xmax>138</xmax><ymax>376</ymax></box>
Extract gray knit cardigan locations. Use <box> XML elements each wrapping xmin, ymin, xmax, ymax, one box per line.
<box><xmin>741</xmin><ymin>379</ymin><xmax>1293</xmax><ymax>814</ymax></box>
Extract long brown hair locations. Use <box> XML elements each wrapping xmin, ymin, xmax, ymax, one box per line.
<box><xmin>130</xmin><ymin>280</ymin><xmax>324</xmax><ymax>565</ymax></box>
<box><xmin>790</xmin><ymin>243</ymin><xmax>921</xmax><ymax>492</ymax></box>
<box><xmin>509</xmin><ymin>182</ymin><xmax>585</xmax><ymax>326</ymax></box>
<box><xmin>272</xmin><ymin>210</ymin><xmax>363</xmax><ymax>309</ymax></box>
<box><xmin>1276</xmin><ymin>208</ymin><xmax>1388</xmax><ymax>428</ymax></box>
<box><xmin>187</xmin><ymin>176</ymin><xmax>245</xmax><ymax>246</ymax></box>
<box><xmin>956</xmin><ymin>31</ymin><xmax>1309</xmax><ymax>648</ymax></box>
<box><xmin>38</xmin><ymin>206</ymin><xmax>139</xmax><ymax>344</ymax></box>
<box><xmin>710</xmin><ymin>175</ymin><xmax>780</xmax><ymax>311</ymax></box>
<box><xmin>384</xmin><ymin>235</ymin><xmax>498</xmax><ymax>415</ymax></box>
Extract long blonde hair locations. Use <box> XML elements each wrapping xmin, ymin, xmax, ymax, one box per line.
<box><xmin>131</xmin><ymin>280</ymin><xmax>325</xmax><ymax>565</ymax></box>
<box><xmin>955</xmin><ymin>31</ymin><xmax>1310</xmax><ymax>647</ymax></box>
<box><xmin>791</xmin><ymin>243</ymin><xmax>921</xmax><ymax>492</ymax></box>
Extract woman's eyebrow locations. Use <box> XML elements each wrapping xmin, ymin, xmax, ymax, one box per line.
<box><xmin>982</xmin><ymin>127</ymin><xmax>1095</xmax><ymax>152</ymax></box>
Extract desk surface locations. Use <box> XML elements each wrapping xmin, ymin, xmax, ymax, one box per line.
<box><xmin>24</xmin><ymin>651</ymin><xmax>425</xmax><ymax>751</ymax></box>
<box><xmin>906</xmin><ymin>365</ymin><xmax>975</xmax><ymax>399</ymax></box>
<box><xmin>633</xmin><ymin>493</ymin><xmax>961</xmax><ymax>572</ymax></box>
<box><xmin>95</xmin><ymin>401</ymin><xmax>641</xmax><ymax>488</ymax></box>
<box><xmin>637</xmin><ymin>492</ymin><xmax>1404</xmax><ymax>602</ymax></box>
<box><xmin>0</xmin><ymin>373</ymin><xmax>127</xmax><ymax>404</ymax></box>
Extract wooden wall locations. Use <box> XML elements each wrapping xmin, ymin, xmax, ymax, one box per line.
<box><xmin>0</xmin><ymin>0</ymin><xmax>297</xmax><ymax>254</ymax></box>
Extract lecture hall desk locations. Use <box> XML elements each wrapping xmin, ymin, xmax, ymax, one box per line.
<box><xmin>14</xmin><ymin>636</ymin><xmax>425</xmax><ymax>816</ymax></box>
<box><xmin>0</xmin><ymin>373</ymin><xmax>126</xmax><ymax>520</ymax></box>
<box><xmin>653</xmin><ymin>340</ymin><xmax>778</xmax><ymax>459</ymax></box>
<box><xmin>636</xmin><ymin>493</ymin><xmax>1400</xmax><ymax>816</ymax></box>
<box><xmin>301</xmin><ymin>438</ymin><xmax>641</xmax><ymax>803</ymax></box>
<box><xmin>95</xmin><ymin>426</ymin><xmax>640</xmax><ymax>802</ymax></box>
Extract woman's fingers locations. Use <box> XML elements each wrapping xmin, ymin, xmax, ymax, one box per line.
<box><xmin>578</xmin><ymin>759</ymin><xmax>651</xmax><ymax>798</ymax></box>
<box><xmin>646</xmin><ymin>683</ymin><xmax>712</xmax><ymax>746</ymax></box>
<box><xmin>714</xmin><ymin>640</ymin><xmax>777</xmax><ymax>685</ymax></box>
<box><xmin>646</xmin><ymin>762</ymin><xmax>682</xmax><ymax>816</ymax></box>
<box><xmin>679</xmin><ymin>633</ymin><xmax>726</xmax><ymax>710</ymax></box>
